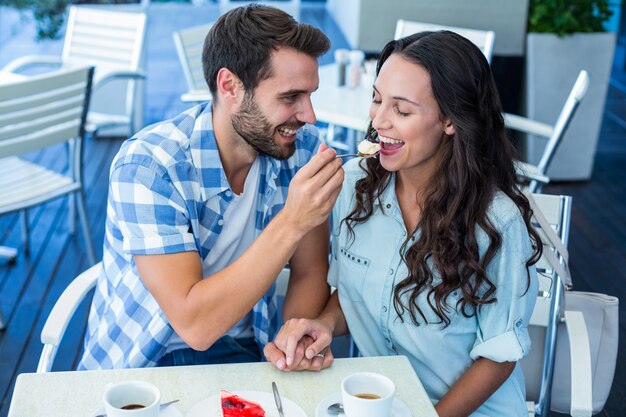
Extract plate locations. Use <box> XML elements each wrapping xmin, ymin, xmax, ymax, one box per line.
<box><xmin>91</xmin><ymin>402</ymin><xmax>183</xmax><ymax>417</ymax></box>
<box><xmin>315</xmin><ymin>392</ymin><xmax>412</xmax><ymax>417</ymax></box>
<box><xmin>186</xmin><ymin>390</ymin><xmax>306</xmax><ymax>417</ymax></box>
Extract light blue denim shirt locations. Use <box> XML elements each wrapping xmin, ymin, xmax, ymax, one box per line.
<box><xmin>329</xmin><ymin>158</ymin><xmax>538</xmax><ymax>417</ymax></box>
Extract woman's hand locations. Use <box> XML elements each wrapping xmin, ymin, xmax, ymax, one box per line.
<box><xmin>264</xmin><ymin>318</ymin><xmax>335</xmax><ymax>371</ymax></box>
<box><xmin>264</xmin><ymin>334</ymin><xmax>334</xmax><ymax>371</ymax></box>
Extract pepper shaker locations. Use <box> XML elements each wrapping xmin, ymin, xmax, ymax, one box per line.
<box><xmin>334</xmin><ymin>48</ymin><xmax>349</xmax><ymax>87</ymax></box>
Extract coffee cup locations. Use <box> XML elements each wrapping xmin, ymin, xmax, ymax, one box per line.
<box><xmin>103</xmin><ymin>380</ymin><xmax>161</xmax><ymax>417</ymax></box>
<box><xmin>341</xmin><ymin>372</ymin><xmax>395</xmax><ymax>417</ymax></box>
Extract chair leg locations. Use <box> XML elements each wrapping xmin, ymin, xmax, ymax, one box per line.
<box><xmin>0</xmin><ymin>309</ymin><xmax>5</xmax><ymax>330</ymax></box>
<box><xmin>20</xmin><ymin>209</ymin><xmax>29</xmax><ymax>256</ymax></box>
<box><xmin>68</xmin><ymin>193</ymin><xmax>76</xmax><ymax>235</ymax></box>
<box><xmin>75</xmin><ymin>190</ymin><xmax>97</xmax><ymax>265</ymax></box>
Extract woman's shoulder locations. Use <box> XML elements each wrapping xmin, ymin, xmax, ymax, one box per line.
<box><xmin>487</xmin><ymin>191</ymin><xmax>525</xmax><ymax>231</ymax></box>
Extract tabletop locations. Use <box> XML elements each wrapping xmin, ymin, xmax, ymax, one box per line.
<box><xmin>8</xmin><ymin>356</ymin><xmax>438</xmax><ymax>417</ymax></box>
<box><xmin>311</xmin><ymin>64</ymin><xmax>372</xmax><ymax>133</ymax></box>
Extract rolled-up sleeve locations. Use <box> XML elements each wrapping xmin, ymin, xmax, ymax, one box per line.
<box><xmin>470</xmin><ymin>215</ymin><xmax>538</xmax><ymax>362</ymax></box>
<box><xmin>110</xmin><ymin>161</ymin><xmax>197</xmax><ymax>255</ymax></box>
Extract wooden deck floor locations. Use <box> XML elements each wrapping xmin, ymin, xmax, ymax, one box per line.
<box><xmin>1</xmin><ymin>4</ymin><xmax>625</xmax><ymax>416</ymax></box>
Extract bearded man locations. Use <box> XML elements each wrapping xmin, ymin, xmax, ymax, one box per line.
<box><xmin>79</xmin><ymin>4</ymin><xmax>343</xmax><ymax>369</ymax></box>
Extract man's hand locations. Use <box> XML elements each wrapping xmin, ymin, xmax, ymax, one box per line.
<box><xmin>281</xmin><ymin>146</ymin><xmax>343</xmax><ymax>236</ymax></box>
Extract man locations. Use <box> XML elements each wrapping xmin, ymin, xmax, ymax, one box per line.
<box><xmin>79</xmin><ymin>5</ymin><xmax>343</xmax><ymax>369</ymax></box>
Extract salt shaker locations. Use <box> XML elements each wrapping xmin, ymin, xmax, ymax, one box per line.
<box><xmin>334</xmin><ymin>48</ymin><xmax>349</xmax><ymax>87</ymax></box>
<box><xmin>348</xmin><ymin>50</ymin><xmax>365</xmax><ymax>89</ymax></box>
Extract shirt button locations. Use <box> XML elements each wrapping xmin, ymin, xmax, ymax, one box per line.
<box><xmin>217</xmin><ymin>219</ymin><xmax>224</xmax><ymax>226</ymax></box>
<box><xmin>382</xmin><ymin>306</ymin><xmax>388</xmax><ymax>312</ymax></box>
<box><xmin>386</xmin><ymin>204</ymin><xmax>391</xmax><ymax>209</ymax></box>
<box><xmin>225</xmin><ymin>190</ymin><xmax>232</xmax><ymax>197</ymax></box>
<box><xmin>388</xmin><ymin>268</ymin><xmax>394</xmax><ymax>275</ymax></box>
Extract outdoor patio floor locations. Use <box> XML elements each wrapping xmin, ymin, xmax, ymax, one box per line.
<box><xmin>0</xmin><ymin>3</ymin><xmax>625</xmax><ymax>416</ymax></box>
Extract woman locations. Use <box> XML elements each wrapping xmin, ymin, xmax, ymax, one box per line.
<box><xmin>265</xmin><ymin>31</ymin><xmax>543</xmax><ymax>417</ymax></box>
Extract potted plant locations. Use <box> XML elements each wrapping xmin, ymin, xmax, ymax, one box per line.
<box><xmin>524</xmin><ymin>0</ymin><xmax>618</xmax><ymax>180</ymax></box>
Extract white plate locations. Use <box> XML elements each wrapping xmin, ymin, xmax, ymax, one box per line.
<box><xmin>186</xmin><ymin>390</ymin><xmax>306</xmax><ymax>417</ymax></box>
<box><xmin>315</xmin><ymin>392</ymin><xmax>412</xmax><ymax>417</ymax></box>
<box><xmin>92</xmin><ymin>402</ymin><xmax>183</xmax><ymax>417</ymax></box>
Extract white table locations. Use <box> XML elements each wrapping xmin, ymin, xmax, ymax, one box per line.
<box><xmin>311</xmin><ymin>64</ymin><xmax>372</xmax><ymax>134</ymax></box>
<box><xmin>8</xmin><ymin>356</ymin><xmax>438</xmax><ymax>417</ymax></box>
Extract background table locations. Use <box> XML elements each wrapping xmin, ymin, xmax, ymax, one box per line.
<box><xmin>312</xmin><ymin>64</ymin><xmax>372</xmax><ymax>134</ymax></box>
<box><xmin>8</xmin><ymin>356</ymin><xmax>437</xmax><ymax>417</ymax></box>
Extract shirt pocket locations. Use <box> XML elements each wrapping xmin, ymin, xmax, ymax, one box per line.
<box><xmin>335</xmin><ymin>245</ymin><xmax>371</xmax><ymax>302</ymax></box>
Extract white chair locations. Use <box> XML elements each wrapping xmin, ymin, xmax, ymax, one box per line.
<box><xmin>37</xmin><ymin>264</ymin><xmax>289</xmax><ymax>372</ymax></box>
<box><xmin>0</xmin><ymin>66</ymin><xmax>97</xmax><ymax>328</ymax></box>
<box><xmin>394</xmin><ymin>19</ymin><xmax>495</xmax><ymax>64</ymax></box>
<box><xmin>218</xmin><ymin>0</ymin><xmax>301</xmax><ymax>21</ymax></box>
<box><xmin>38</xmin><ymin>262</ymin><xmax>101</xmax><ymax>373</ymax></box>
<box><xmin>505</xmin><ymin>71</ymin><xmax>589</xmax><ymax>193</ymax></box>
<box><xmin>522</xmin><ymin>193</ymin><xmax>593</xmax><ymax>417</ymax></box>
<box><xmin>173</xmin><ymin>23</ymin><xmax>213</xmax><ymax>103</ymax></box>
<box><xmin>2</xmin><ymin>6</ymin><xmax>147</xmax><ymax>139</ymax></box>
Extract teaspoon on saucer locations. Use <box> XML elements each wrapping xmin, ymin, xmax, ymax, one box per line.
<box><xmin>327</xmin><ymin>402</ymin><xmax>344</xmax><ymax>415</ymax></box>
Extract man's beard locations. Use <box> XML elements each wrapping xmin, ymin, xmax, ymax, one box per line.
<box><xmin>231</xmin><ymin>91</ymin><xmax>301</xmax><ymax>160</ymax></box>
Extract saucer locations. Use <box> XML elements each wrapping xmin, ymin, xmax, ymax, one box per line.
<box><xmin>315</xmin><ymin>392</ymin><xmax>412</xmax><ymax>417</ymax></box>
<box><xmin>91</xmin><ymin>402</ymin><xmax>182</xmax><ymax>417</ymax></box>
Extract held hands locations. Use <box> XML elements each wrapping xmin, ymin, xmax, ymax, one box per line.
<box><xmin>264</xmin><ymin>318</ymin><xmax>334</xmax><ymax>371</ymax></box>
<box><xmin>282</xmin><ymin>144</ymin><xmax>344</xmax><ymax>236</ymax></box>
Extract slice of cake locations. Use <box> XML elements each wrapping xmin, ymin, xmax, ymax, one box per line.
<box><xmin>220</xmin><ymin>390</ymin><xmax>266</xmax><ymax>417</ymax></box>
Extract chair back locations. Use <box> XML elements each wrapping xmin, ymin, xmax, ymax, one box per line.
<box><xmin>63</xmin><ymin>6</ymin><xmax>147</xmax><ymax>135</ymax></box>
<box><xmin>394</xmin><ymin>19</ymin><xmax>495</xmax><ymax>63</ymax></box>
<box><xmin>521</xmin><ymin>193</ymin><xmax>572</xmax><ymax>416</ymax></box>
<box><xmin>505</xmin><ymin>70</ymin><xmax>589</xmax><ymax>193</ymax></box>
<box><xmin>0</xmin><ymin>66</ymin><xmax>94</xmax><ymax>160</ymax></box>
<box><xmin>173</xmin><ymin>23</ymin><xmax>213</xmax><ymax>101</ymax></box>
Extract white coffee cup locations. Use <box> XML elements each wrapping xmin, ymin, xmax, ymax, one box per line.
<box><xmin>341</xmin><ymin>372</ymin><xmax>395</xmax><ymax>417</ymax></box>
<box><xmin>103</xmin><ymin>380</ymin><xmax>161</xmax><ymax>417</ymax></box>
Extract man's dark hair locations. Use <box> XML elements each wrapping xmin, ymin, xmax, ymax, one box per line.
<box><xmin>203</xmin><ymin>4</ymin><xmax>330</xmax><ymax>101</ymax></box>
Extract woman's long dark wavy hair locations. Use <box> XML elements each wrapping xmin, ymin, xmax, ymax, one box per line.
<box><xmin>344</xmin><ymin>31</ymin><xmax>543</xmax><ymax>326</ymax></box>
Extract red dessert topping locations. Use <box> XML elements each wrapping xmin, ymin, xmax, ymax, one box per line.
<box><xmin>220</xmin><ymin>390</ymin><xmax>266</xmax><ymax>417</ymax></box>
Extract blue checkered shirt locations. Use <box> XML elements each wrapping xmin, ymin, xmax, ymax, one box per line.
<box><xmin>79</xmin><ymin>102</ymin><xmax>320</xmax><ymax>369</ymax></box>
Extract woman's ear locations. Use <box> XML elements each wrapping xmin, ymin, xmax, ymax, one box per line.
<box><xmin>216</xmin><ymin>68</ymin><xmax>243</xmax><ymax>103</ymax></box>
<box><xmin>443</xmin><ymin>118</ymin><xmax>456</xmax><ymax>137</ymax></box>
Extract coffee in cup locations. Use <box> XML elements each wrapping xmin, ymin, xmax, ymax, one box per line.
<box><xmin>103</xmin><ymin>380</ymin><xmax>161</xmax><ymax>417</ymax></box>
<box><xmin>341</xmin><ymin>372</ymin><xmax>395</xmax><ymax>417</ymax></box>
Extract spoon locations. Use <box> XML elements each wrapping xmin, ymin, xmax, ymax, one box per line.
<box><xmin>336</xmin><ymin>152</ymin><xmax>379</xmax><ymax>159</ymax></box>
<box><xmin>327</xmin><ymin>402</ymin><xmax>344</xmax><ymax>415</ymax></box>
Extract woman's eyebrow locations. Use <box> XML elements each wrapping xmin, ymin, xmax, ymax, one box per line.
<box><xmin>373</xmin><ymin>85</ymin><xmax>419</xmax><ymax>106</ymax></box>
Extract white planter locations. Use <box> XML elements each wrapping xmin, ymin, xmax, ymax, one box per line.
<box><xmin>525</xmin><ymin>32</ymin><xmax>616</xmax><ymax>180</ymax></box>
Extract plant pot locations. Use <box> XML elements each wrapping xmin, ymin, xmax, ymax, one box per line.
<box><xmin>525</xmin><ymin>32</ymin><xmax>616</xmax><ymax>180</ymax></box>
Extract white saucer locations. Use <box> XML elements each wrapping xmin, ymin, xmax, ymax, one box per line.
<box><xmin>91</xmin><ymin>403</ymin><xmax>182</xmax><ymax>417</ymax></box>
<box><xmin>185</xmin><ymin>390</ymin><xmax>306</xmax><ymax>417</ymax></box>
<box><xmin>315</xmin><ymin>392</ymin><xmax>412</xmax><ymax>417</ymax></box>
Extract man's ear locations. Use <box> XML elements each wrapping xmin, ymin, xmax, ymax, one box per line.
<box><xmin>443</xmin><ymin>118</ymin><xmax>456</xmax><ymax>137</ymax></box>
<box><xmin>216</xmin><ymin>68</ymin><xmax>243</xmax><ymax>103</ymax></box>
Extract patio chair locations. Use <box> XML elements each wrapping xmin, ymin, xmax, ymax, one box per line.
<box><xmin>505</xmin><ymin>71</ymin><xmax>589</xmax><ymax>193</ymax></box>
<box><xmin>0</xmin><ymin>66</ymin><xmax>97</xmax><ymax>328</ymax></box>
<box><xmin>522</xmin><ymin>193</ymin><xmax>593</xmax><ymax>416</ymax></box>
<box><xmin>2</xmin><ymin>6</ymin><xmax>147</xmax><ymax>139</ymax></box>
<box><xmin>173</xmin><ymin>23</ymin><xmax>213</xmax><ymax>103</ymax></box>
<box><xmin>394</xmin><ymin>19</ymin><xmax>495</xmax><ymax>63</ymax></box>
<box><xmin>37</xmin><ymin>263</ymin><xmax>290</xmax><ymax>372</ymax></box>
